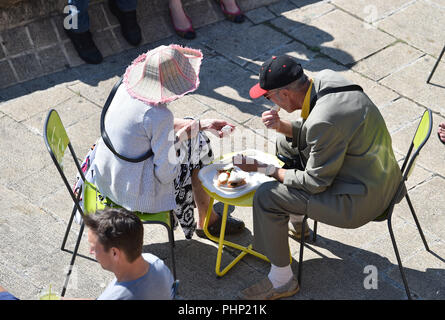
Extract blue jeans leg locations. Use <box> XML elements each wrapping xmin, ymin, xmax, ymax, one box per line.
<box><xmin>116</xmin><ymin>0</ymin><xmax>137</xmax><ymax>12</ymax></box>
<box><xmin>65</xmin><ymin>0</ymin><xmax>137</xmax><ymax>33</ymax></box>
<box><xmin>66</xmin><ymin>0</ymin><xmax>90</xmax><ymax>33</ymax></box>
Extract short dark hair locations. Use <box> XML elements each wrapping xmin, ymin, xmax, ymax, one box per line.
<box><xmin>83</xmin><ymin>208</ymin><xmax>143</xmax><ymax>262</ymax></box>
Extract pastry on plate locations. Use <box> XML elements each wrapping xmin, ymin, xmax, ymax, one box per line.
<box><xmin>216</xmin><ymin>166</ymin><xmax>247</xmax><ymax>188</ymax></box>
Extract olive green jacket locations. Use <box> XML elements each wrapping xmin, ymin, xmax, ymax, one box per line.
<box><xmin>284</xmin><ymin>70</ymin><xmax>403</xmax><ymax>228</ymax></box>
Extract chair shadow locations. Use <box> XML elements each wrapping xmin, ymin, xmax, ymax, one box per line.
<box><xmin>426</xmin><ymin>81</ymin><xmax>445</xmax><ymax>90</ymax></box>
<box><xmin>289</xmin><ymin>232</ymin><xmax>445</xmax><ymax>300</ymax></box>
<box><xmin>140</xmin><ymin>225</ymin><xmax>445</xmax><ymax>300</ymax></box>
<box><xmin>141</xmin><ymin>229</ymin><xmax>272</xmax><ymax>300</ymax></box>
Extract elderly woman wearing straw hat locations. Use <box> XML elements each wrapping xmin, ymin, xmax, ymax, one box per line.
<box><xmin>91</xmin><ymin>44</ymin><xmax>245</xmax><ymax>239</ymax></box>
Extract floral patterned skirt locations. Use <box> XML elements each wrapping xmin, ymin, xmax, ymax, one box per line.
<box><xmin>173</xmin><ymin>131</ymin><xmax>214</xmax><ymax>239</ymax></box>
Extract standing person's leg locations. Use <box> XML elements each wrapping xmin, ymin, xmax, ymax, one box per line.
<box><xmin>239</xmin><ymin>181</ymin><xmax>308</xmax><ymax>300</ymax></box>
<box><xmin>108</xmin><ymin>0</ymin><xmax>141</xmax><ymax>45</ymax></box>
<box><xmin>67</xmin><ymin>0</ymin><xmax>90</xmax><ymax>33</ymax></box>
<box><xmin>168</xmin><ymin>0</ymin><xmax>196</xmax><ymax>39</ymax></box>
<box><xmin>65</xmin><ymin>0</ymin><xmax>103</xmax><ymax>64</ymax></box>
<box><xmin>217</xmin><ymin>0</ymin><xmax>245</xmax><ymax>23</ymax></box>
<box><xmin>191</xmin><ymin>169</ymin><xmax>219</xmax><ymax>229</ymax></box>
<box><xmin>115</xmin><ymin>0</ymin><xmax>137</xmax><ymax>11</ymax></box>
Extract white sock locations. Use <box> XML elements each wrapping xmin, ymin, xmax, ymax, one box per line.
<box><xmin>268</xmin><ymin>264</ymin><xmax>293</xmax><ymax>288</ymax></box>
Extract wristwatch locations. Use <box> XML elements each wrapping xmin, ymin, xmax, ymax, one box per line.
<box><xmin>265</xmin><ymin>164</ymin><xmax>276</xmax><ymax>177</ymax></box>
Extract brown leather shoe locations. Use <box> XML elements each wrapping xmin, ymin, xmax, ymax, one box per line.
<box><xmin>239</xmin><ymin>276</ymin><xmax>299</xmax><ymax>300</ymax></box>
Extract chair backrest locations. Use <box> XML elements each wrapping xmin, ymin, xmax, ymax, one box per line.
<box><xmin>374</xmin><ymin>109</ymin><xmax>433</xmax><ymax>222</ymax></box>
<box><xmin>43</xmin><ymin>109</ymin><xmax>85</xmax><ymax>215</ymax></box>
<box><xmin>400</xmin><ymin>109</ymin><xmax>433</xmax><ymax>180</ymax></box>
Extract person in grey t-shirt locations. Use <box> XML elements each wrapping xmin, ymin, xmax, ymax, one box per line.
<box><xmin>98</xmin><ymin>253</ymin><xmax>173</xmax><ymax>300</ymax></box>
<box><xmin>77</xmin><ymin>208</ymin><xmax>174</xmax><ymax>300</ymax></box>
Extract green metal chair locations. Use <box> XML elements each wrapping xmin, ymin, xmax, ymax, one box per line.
<box><xmin>297</xmin><ymin>109</ymin><xmax>433</xmax><ymax>300</ymax></box>
<box><xmin>43</xmin><ymin>109</ymin><xmax>177</xmax><ymax>297</ymax></box>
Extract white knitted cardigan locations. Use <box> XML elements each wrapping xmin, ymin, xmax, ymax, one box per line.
<box><xmin>92</xmin><ymin>85</ymin><xmax>179</xmax><ymax>213</ymax></box>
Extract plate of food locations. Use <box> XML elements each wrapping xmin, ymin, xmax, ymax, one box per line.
<box><xmin>213</xmin><ymin>165</ymin><xmax>249</xmax><ymax>191</ymax></box>
<box><xmin>198</xmin><ymin>149</ymin><xmax>283</xmax><ymax>198</ymax></box>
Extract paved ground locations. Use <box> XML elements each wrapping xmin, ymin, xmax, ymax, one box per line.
<box><xmin>0</xmin><ymin>0</ymin><xmax>444</xmax><ymax>300</ymax></box>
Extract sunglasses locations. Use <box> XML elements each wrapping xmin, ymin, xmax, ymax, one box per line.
<box><xmin>264</xmin><ymin>89</ymin><xmax>279</xmax><ymax>100</ymax></box>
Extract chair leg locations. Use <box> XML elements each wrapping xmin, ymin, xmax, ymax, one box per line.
<box><xmin>298</xmin><ymin>215</ymin><xmax>309</xmax><ymax>286</ymax></box>
<box><xmin>313</xmin><ymin>220</ymin><xmax>318</xmax><ymax>242</ymax></box>
<box><xmin>168</xmin><ymin>229</ymin><xmax>177</xmax><ymax>281</ymax></box>
<box><xmin>61</xmin><ymin>203</ymin><xmax>78</xmax><ymax>252</ymax></box>
<box><xmin>387</xmin><ymin>216</ymin><xmax>412</xmax><ymax>300</ymax></box>
<box><xmin>405</xmin><ymin>194</ymin><xmax>430</xmax><ymax>252</ymax></box>
<box><xmin>168</xmin><ymin>212</ymin><xmax>177</xmax><ymax>280</ymax></box>
<box><xmin>61</xmin><ymin>222</ymin><xmax>85</xmax><ymax>297</ymax></box>
<box><xmin>426</xmin><ymin>44</ymin><xmax>445</xmax><ymax>84</ymax></box>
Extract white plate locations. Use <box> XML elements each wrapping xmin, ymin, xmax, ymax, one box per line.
<box><xmin>198</xmin><ymin>149</ymin><xmax>282</xmax><ymax>199</ymax></box>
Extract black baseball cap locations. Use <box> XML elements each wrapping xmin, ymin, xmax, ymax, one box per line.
<box><xmin>249</xmin><ymin>55</ymin><xmax>304</xmax><ymax>99</ymax></box>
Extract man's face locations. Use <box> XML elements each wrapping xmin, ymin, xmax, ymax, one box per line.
<box><xmin>264</xmin><ymin>89</ymin><xmax>293</xmax><ymax>112</ymax></box>
<box><xmin>87</xmin><ymin>229</ymin><xmax>114</xmax><ymax>272</ymax></box>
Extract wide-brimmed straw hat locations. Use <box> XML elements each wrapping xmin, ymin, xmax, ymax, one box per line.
<box><xmin>123</xmin><ymin>44</ymin><xmax>203</xmax><ymax>105</ymax></box>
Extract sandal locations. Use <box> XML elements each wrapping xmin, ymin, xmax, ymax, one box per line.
<box><xmin>438</xmin><ymin>124</ymin><xmax>445</xmax><ymax>145</ymax></box>
<box><xmin>195</xmin><ymin>212</ymin><xmax>245</xmax><ymax>239</ymax></box>
<box><xmin>169</xmin><ymin>7</ymin><xmax>196</xmax><ymax>39</ymax></box>
<box><xmin>439</xmin><ymin>132</ymin><xmax>445</xmax><ymax>145</ymax></box>
<box><xmin>216</xmin><ymin>0</ymin><xmax>245</xmax><ymax>23</ymax></box>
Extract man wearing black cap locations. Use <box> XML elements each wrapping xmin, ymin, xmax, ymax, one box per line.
<box><xmin>234</xmin><ymin>55</ymin><xmax>404</xmax><ymax>300</ymax></box>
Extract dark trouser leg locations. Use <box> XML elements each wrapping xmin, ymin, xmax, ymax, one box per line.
<box><xmin>275</xmin><ymin>134</ymin><xmax>305</xmax><ymax>170</ymax></box>
<box><xmin>252</xmin><ymin>181</ymin><xmax>309</xmax><ymax>267</ymax></box>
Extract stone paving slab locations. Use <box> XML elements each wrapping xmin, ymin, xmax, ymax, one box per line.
<box><xmin>352</xmin><ymin>42</ymin><xmax>425</xmax><ymax>81</ymax></box>
<box><xmin>270</xmin><ymin>1</ymin><xmax>336</xmax><ymax>37</ymax></box>
<box><xmin>0</xmin><ymin>116</ymin><xmax>50</xmax><ymax>187</ymax></box>
<box><xmin>378</xmin><ymin>0</ymin><xmax>445</xmax><ymax>57</ymax></box>
<box><xmin>332</xmin><ymin>0</ymin><xmax>415</xmax><ymax>23</ymax></box>
<box><xmin>379</xmin><ymin>97</ymin><xmax>426</xmax><ymax>135</ymax></box>
<box><xmin>201</xmin><ymin>20</ymin><xmax>293</xmax><ymax>68</ymax></box>
<box><xmin>0</xmin><ymin>0</ymin><xmax>444</xmax><ymax>301</ymax></box>
<box><xmin>380</xmin><ymin>55</ymin><xmax>445</xmax><ymax>116</ymax></box>
<box><xmin>0</xmin><ymin>85</ymin><xmax>75</xmax><ymax>122</ymax></box>
<box><xmin>285</xmin><ymin>8</ymin><xmax>396</xmax><ymax>65</ymax></box>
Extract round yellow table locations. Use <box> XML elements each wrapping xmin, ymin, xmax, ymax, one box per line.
<box><xmin>200</xmin><ymin>150</ymin><xmax>286</xmax><ymax>277</ymax></box>
<box><xmin>202</xmin><ymin>186</ymin><xmax>269</xmax><ymax>277</ymax></box>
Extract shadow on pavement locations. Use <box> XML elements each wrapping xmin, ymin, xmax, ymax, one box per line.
<box><xmin>289</xmin><ymin>233</ymin><xmax>445</xmax><ymax>300</ymax></box>
<box><xmin>0</xmin><ymin>1</ymin><xmax>353</xmax><ymax>122</ymax></box>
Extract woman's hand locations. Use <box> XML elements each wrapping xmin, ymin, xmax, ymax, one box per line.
<box><xmin>175</xmin><ymin>119</ymin><xmax>200</xmax><ymax>143</ymax></box>
<box><xmin>200</xmin><ymin>119</ymin><xmax>235</xmax><ymax>138</ymax></box>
